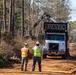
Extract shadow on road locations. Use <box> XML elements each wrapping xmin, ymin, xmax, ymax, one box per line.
<box><xmin>68</xmin><ymin>56</ymin><xmax>76</xmax><ymax>60</ymax></box>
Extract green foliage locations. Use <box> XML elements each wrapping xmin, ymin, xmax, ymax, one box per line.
<box><xmin>0</xmin><ymin>39</ymin><xmax>22</xmax><ymax>67</ymax></box>
<box><xmin>13</xmin><ymin>41</ymin><xmax>23</xmax><ymax>58</ymax></box>
<box><xmin>0</xmin><ymin>48</ymin><xmax>11</xmax><ymax>67</ymax></box>
<box><xmin>2</xmin><ymin>31</ymin><xmax>13</xmax><ymax>43</ymax></box>
<box><xmin>0</xmin><ymin>48</ymin><xmax>5</xmax><ymax>57</ymax></box>
<box><xmin>15</xmin><ymin>0</ymin><xmax>21</xmax><ymax>8</ymax></box>
<box><xmin>0</xmin><ymin>42</ymin><xmax>14</xmax><ymax>58</ymax></box>
<box><xmin>0</xmin><ymin>0</ymin><xmax>3</xmax><ymax>14</ymax></box>
<box><xmin>69</xmin><ymin>21</ymin><xmax>76</xmax><ymax>42</ymax></box>
<box><xmin>0</xmin><ymin>0</ymin><xmax>71</xmax><ymax>39</ymax></box>
<box><xmin>14</xmin><ymin>13</ymin><xmax>21</xmax><ymax>30</ymax></box>
<box><xmin>0</xmin><ymin>0</ymin><xmax>3</xmax><ymax>25</ymax></box>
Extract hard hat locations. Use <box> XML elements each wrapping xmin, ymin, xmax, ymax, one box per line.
<box><xmin>36</xmin><ymin>41</ymin><xmax>40</xmax><ymax>45</ymax></box>
<box><xmin>24</xmin><ymin>43</ymin><xmax>28</xmax><ymax>46</ymax></box>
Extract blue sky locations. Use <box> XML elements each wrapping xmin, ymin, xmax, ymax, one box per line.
<box><xmin>69</xmin><ymin>0</ymin><xmax>76</xmax><ymax>21</ymax></box>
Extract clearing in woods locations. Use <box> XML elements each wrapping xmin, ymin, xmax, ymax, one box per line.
<box><xmin>0</xmin><ymin>43</ymin><xmax>76</xmax><ymax>75</ymax></box>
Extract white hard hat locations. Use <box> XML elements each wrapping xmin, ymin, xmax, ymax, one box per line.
<box><xmin>24</xmin><ymin>43</ymin><xmax>28</xmax><ymax>46</ymax></box>
<box><xmin>36</xmin><ymin>41</ymin><xmax>40</xmax><ymax>44</ymax></box>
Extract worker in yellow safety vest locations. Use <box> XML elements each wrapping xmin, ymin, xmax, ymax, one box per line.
<box><xmin>32</xmin><ymin>41</ymin><xmax>42</xmax><ymax>72</ymax></box>
<box><xmin>20</xmin><ymin>43</ymin><xmax>30</xmax><ymax>71</ymax></box>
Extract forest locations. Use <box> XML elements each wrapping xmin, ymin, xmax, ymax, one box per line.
<box><xmin>0</xmin><ymin>0</ymin><xmax>76</xmax><ymax>67</ymax></box>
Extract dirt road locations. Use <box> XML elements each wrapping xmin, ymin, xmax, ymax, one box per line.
<box><xmin>0</xmin><ymin>57</ymin><xmax>76</xmax><ymax>75</ymax></box>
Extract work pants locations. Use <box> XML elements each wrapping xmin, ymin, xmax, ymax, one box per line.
<box><xmin>21</xmin><ymin>57</ymin><xmax>28</xmax><ymax>71</ymax></box>
<box><xmin>32</xmin><ymin>57</ymin><xmax>41</xmax><ymax>71</ymax></box>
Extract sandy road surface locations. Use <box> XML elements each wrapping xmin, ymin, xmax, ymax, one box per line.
<box><xmin>0</xmin><ymin>57</ymin><xmax>76</xmax><ymax>75</ymax></box>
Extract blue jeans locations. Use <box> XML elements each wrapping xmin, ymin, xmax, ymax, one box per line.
<box><xmin>32</xmin><ymin>57</ymin><xmax>41</xmax><ymax>71</ymax></box>
<box><xmin>21</xmin><ymin>57</ymin><xmax>28</xmax><ymax>71</ymax></box>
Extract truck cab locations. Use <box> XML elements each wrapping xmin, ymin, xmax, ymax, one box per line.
<box><xmin>42</xmin><ymin>22</ymin><xmax>69</xmax><ymax>59</ymax></box>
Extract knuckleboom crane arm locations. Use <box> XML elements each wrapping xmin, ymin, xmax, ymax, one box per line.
<box><xmin>29</xmin><ymin>13</ymin><xmax>56</xmax><ymax>38</ymax></box>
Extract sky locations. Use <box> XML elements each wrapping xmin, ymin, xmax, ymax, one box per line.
<box><xmin>69</xmin><ymin>0</ymin><xmax>76</xmax><ymax>21</ymax></box>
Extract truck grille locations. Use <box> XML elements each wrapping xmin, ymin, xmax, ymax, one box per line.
<box><xmin>49</xmin><ymin>43</ymin><xmax>59</xmax><ymax>51</ymax></box>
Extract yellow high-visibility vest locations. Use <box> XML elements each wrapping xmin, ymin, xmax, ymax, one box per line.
<box><xmin>21</xmin><ymin>47</ymin><xmax>28</xmax><ymax>57</ymax></box>
<box><xmin>34</xmin><ymin>48</ymin><xmax>41</xmax><ymax>57</ymax></box>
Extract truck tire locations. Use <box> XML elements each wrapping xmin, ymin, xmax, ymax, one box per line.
<box><xmin>43</xmin><ymin>54</ymin><xmax>47</xmax><ymax>58</ymax></box>
<box><xmin>66</xmin><ymin>48</ymin><xmax>70</xmax><ymax>58</ymax></box>
<box><xmin>62</xmin><ymin>55</ymin><xmax>66</xmax><ymax>59</ymax></box>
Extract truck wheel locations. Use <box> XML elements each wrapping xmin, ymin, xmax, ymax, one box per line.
<box><xmin>43</xmin><ymin>54</ymin><xmax>47</xmax><ymax>58</ymax></box>
<box><xmin>62</xmin><ymin>55</ymin><xmax>66</xmax><ymax>59</ymax></box>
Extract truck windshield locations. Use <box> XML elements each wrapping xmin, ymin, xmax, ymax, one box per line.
<box><xmin>45</xmin><ymin>34</ymin><xmax>65</xmax><ymax>41</ymax></box>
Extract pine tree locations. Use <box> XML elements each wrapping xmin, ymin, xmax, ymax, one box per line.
<box><xmin>3</xmin><ymin>0</ymin><xmax>6</xmax><ymax>31</ymax></box>
<box><xmin>21</xmin><ymin>0</ymin><xmax>24</xmax><ymax>37</ymax></box>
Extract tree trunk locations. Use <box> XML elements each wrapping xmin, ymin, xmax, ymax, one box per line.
<box><xmin>9</xmin><ymin>0</ymin><xmax>12</xmax><ymax>32</ymax></box>
<box><xmin>28</xmin><ymin>0</ymin><xmax>31</xmax><ymax>36</ymax></box>
<box><xmin>0</xmin><ymin>24</ymin><xmax>1</xmax><ymax>44</ymax></box>
<box><xmin>3</xmin><ymin>0</ymin><xmax>6</xmax><ymax>32</ymax></box>
<box><xmin>11</xmin><ymin>0</ymin><xmax>14</xmax><ymax>38</ymax></box>
<box><xmin>21</xmin><ymin>0</ymin><xmax>24</xmax><ymax>38</ymax></box>
<box><xmin>8</xmin><ymin>0</ymin><xmax>14</xmax><ymax>38</ymax></box>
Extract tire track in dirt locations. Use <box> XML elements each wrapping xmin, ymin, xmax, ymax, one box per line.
<box><xmin>0</xmin><ymin>59</ymin><xmax>76</xmax><ymax>75</ymax></box>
